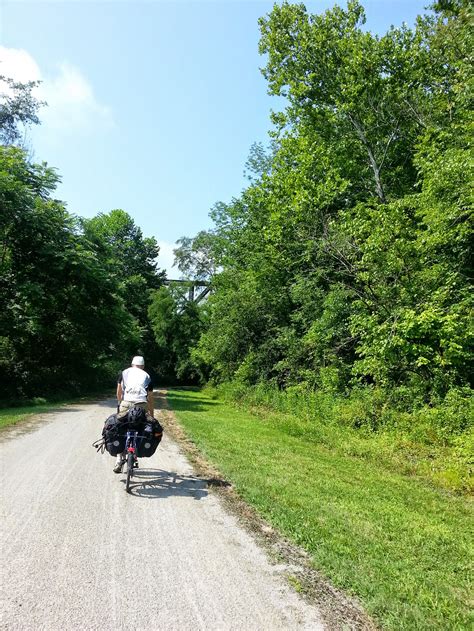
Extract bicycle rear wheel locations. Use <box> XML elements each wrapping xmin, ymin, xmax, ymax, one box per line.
<box><xmin>126</xmin><ymin>452</ymin><xmax>134</xmax><ymax>493</ymax></box>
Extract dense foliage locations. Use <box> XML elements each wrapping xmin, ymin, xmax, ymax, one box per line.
<box><xmin>0</xmin><ymin>79</ymin><xmax>167</xmax><ymax>399</ymax></box>
<box><xmin>176</xmin><ymin>1</ymin><xmax>473</xmax><ymax>434</ymax></box>
<box><xmin>148</xmin><ymin>285</ymin><xmax>207</xmax><ymax>383</ymax></box>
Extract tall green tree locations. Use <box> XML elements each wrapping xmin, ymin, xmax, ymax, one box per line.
<box><xmin>185</xmin><ymin>0</ymin><xmax>473</xmax><ymax>408</ymax></box>
<box><xmin>81</xmin><ymin>209</ymin><xmax>165</xmax><ymax>366</ymax></box>
<box><xmin>0</xmin><ymin>147</ymin><xmax>140</xmax><ymax>397</ymax></box>
<box><xmin>259</xmin><ymin>0</ymin><xmax>434</xmax><ymax>203</ymax></box>
<box><xmin>0</xmin><ymin>77</ymin><xmax>167</xmax><ymax>397</ymax></box>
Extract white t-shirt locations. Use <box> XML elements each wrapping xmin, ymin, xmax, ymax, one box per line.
<box><xmin>119</xmin><ymin>367</ymin><xmax>152</xmax><ymax>403</ymax></box>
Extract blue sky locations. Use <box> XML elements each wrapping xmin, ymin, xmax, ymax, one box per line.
<box><xmin>2</xmin><ymin>0</ymin><xmax>429</xmax><ymax>274</ymax></box>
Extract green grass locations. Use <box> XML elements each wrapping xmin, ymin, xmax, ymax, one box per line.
<box><xmin>0</xmin><ymin>392</ymin><xmax>109</xmax><ymax>430</ymax></box>
<box><xmin>215</xmin><ymin>382</ymin><xmax>473</xmax><ymax>494</ymax></box>
<box><xmin>167</xmin><ymin>387</ymin><xmax>473</xmax><ymax>631</ymax></box>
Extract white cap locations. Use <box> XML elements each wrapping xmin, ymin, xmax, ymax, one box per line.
<box><xmin>132</xmin><ymin>355</ymin><xmax>145</xmax><ymax>366</ymax></box>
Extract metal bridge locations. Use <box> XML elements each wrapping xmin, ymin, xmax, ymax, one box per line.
<box><xmin>163</xmin><ymin>278</ymin><xmax>211</xmax><ymax>304</ymax></box>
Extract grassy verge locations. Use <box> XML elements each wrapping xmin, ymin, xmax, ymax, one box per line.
<box><xmin>167</xmin><ymin>387</ymin><xmax>473</xmax><ymax>631</ymax></box>
<box><xmin>0</xmin><ymin>392</ymin><xmax>110</xmax><ymax>430</ymax></box>
<box><xmin>216</xmin><ymin>382</ymin><xmax>473</xmax><ymax>494</ymax></box>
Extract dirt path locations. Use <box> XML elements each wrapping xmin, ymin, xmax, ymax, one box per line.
<box><xmin>0</xmin><ymin>397</ymin><xmax>324</xmax><ymax>631</ymax></box>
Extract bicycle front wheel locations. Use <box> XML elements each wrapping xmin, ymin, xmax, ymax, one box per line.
<box><xmin>126</xmin><ymin>452</ymin><xmax>134</xmax><ymax>493</ymax></box>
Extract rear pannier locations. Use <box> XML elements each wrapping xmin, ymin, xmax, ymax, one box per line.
<box><xmin>103</xmin><ymin>414</ymin><xmax>127</xmax><ymax>456</ymax></box>
<box><xmin>136</xmin><ymin>420</ymin><xmax>163</xmax><ymax>458</ymax></box>
<box><xmin>102</xmin><ymin>413</ymin><xmax>163</xmax><ymax>458</ymax></box>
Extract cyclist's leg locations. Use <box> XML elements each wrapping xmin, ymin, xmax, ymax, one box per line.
<box><xmin>113</xmin><ymin>450</ymin><xmax>125</xmax><ymax>473</ymax></box>
<box><xmin>117</xmin><ymin>400</ymin><xmax>132</xmax><ymax>419</ymax></box>
<box><xmin>114</xmin><ymin>402</ymin><xmax>132</xmax><ymax>471</ymax></box>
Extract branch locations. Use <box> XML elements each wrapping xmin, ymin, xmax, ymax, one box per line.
<box><xmin>347</xmin><ymin>113</ymin><xmax>386</xmax><ymax>203</ymax></box>
<box><xmin>378</xmin><ymin>122</ymin><xmax>399</xmax><ymax>172</ymax></box>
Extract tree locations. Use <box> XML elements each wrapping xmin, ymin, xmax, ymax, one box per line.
<box><xmin>0</xmin><ymin>146</ymin><xmax>140</xmax><ymax>397</ymax></box>
<box><xmin>181</xmin><ymin>0</ymin><xmax>473</xmax><ymax>406</ymax></box>
<box><xmin>243</xmin><ymin>141</ymin><xmax>274</xmax><ymax>182</ymax></box>
<box><xmin>81</xmin><ymin>209</ymin><xmax>162</xmax><ymax>288</ymax></box>
<box><xmin>259</xmin><ymin>1</ymin><xmax>433</xmax><ymax>203</ymax></box>
<box><xmin>173</xmin><ymin>230</ymin><xmax>219</xmax><ymax>281</ymax></box>
<box><xmin>0</xmin><ymin>76</ymin><xmax>45</xmax><ymax>145</ymax></box>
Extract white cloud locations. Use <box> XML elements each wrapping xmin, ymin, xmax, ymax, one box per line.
<box><xmin>0</xmin><ymin>47</ymin><xmax>41</xmax><ymax>83</ymax></box>
<box><xmin>157</xmin><ymin>240</ymin><xmax>178</xmax><ymax>278</ymax></box>
<box><xmin>0</xmin><ymin>46</ymin><xmax>113</xmax><ymax>135</ymax></box>
<box><xmin>41</xmin><ymin>62</ymin><xmax>113</xmax><ymax>132</ymax></box>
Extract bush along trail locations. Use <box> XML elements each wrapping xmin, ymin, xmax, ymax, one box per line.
<box><xmin>166</xmin><ymin>387</ymin><xmax>473</xmax><ymax>631</ymax></box>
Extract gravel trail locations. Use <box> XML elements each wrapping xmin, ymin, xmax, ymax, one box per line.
<box><xmin>0</xmin><ymin>399</ymin><xmax>324</xmax><ymax>631</ymax></box>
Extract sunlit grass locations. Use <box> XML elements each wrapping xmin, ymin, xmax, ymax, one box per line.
<box><xmin>0</xmin><ymin>403</ymin><xmax>64</xmax><ymax>429</ymax></box>
<box><xmin>168</xmin><ymin>387</ymin><xmax>473</xmax><ymax>631</ymax></box>
<box><xmin>0</xmin><ymin>392</ymin><xmax>109</xmax><ymax>429</ymax></box>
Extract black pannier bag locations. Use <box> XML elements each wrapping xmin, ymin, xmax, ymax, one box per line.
<box><xmin>103</xmin><ymin>414</ymin><xmax>127</xmax><ymax>456</ymax></box>
<box><xmin>136</xmin><ymin>420</ymin><xmax>163</xmax><ymax>458</ymax></box>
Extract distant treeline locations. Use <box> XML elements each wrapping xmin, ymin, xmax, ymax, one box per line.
<box><xmin>166</xmin><ymin>0</ymin><xmax>473</xmax><ymax>434</ymax></box>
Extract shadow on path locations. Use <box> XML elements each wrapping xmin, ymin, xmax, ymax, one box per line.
<box><xmin>123</xmin><ymin>468</ymin><xmax>209</xmax><ymax>500</ymax></box>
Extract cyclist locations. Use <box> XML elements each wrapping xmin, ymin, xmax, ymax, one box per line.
<box><xmin>114</xmin><ymin>355</ymin><xmax>155</xmax><ymax>473</ymax></box>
